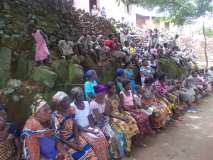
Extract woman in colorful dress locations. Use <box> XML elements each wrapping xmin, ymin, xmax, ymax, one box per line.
<box><xmin>120</xmin><ymin>80</ymin><xmax>152</xmax><ymax>135</ymax></box>
<box><xmin>90</xmin><ymin>84</ymin><xmax>125</xmax><ymax>159</ymax></box>
<box><xmin>84</xmin><ymin>70</ymin><xmax>98</xmax><ymax>101</ymax></box>
<box><xmin>22</xmin><ymin>97</ymin><xmax>72</xmax><ymax>160</ymax></box>
<box><xmin>0</xmin><ymin>105</ymin><xmax>21</xmax><ymax>160</ymax></box>
<box><xmin>70</xmin><ymin>87</ymin><xmax>109</xmax><ymax>160</ymax></box>
<box><xmin>153</xmin><ymin>75</ymin><xmax>176</xmax><ymax>118</ymax></box>
<box><xmin>52</xmin><ymin>91</ymin><xmax>98</xmax><ymax>160</ymax></box>
<box><xmin>124</xmin><ymin>62</ymin><xmax>137</xmax><ymax>93</ymax></box>
<box><xmin>106</xmin><ymin>81</ymin><xmax>139</xmax><ymax>155</ymax></box>
<box><xmin>142</xmin><ymin>78</ymin><xmax>169</xmax><ymax>129</ymax></box>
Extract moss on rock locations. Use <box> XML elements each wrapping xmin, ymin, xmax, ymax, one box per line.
<box><xmin>32</xmin><ymin>66</ymin><xmax>57</xmax><ymax>88</ymax></box>
<box><xmin>157</xmin><ymin>58</ymin><xmax>186</xmax><ymax>79</ymax></box>
<box><xmin>0</xmin><ymin>47</ymin><xmax>12</xmax><ymax>88</ymax></box>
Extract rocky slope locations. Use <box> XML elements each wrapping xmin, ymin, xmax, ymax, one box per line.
<box><xmin>0</xmin><ymin>0</ymin><xmax>189</xmax><ymax>127</ymax></box>
<box><xmin>0</xmin><ymin>0</ymin><xmax>117</xmax><ymax>126</ymax></box>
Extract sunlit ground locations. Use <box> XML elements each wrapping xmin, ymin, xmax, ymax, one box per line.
<box><xmin>125</xmin><ymin>95</ymin><xmax>213</xmax><ymax>160</ymax></box>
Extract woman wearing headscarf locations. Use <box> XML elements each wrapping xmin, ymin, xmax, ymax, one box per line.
<box><xmin>0</xmin><ymin>105</ymin><xmax>21</xmax><ymax>160</ymax></box>
<box><xmin>106</xmin><ymin>81</ymin><xmax>139</xmax><ymax>155</ymax></box>
<box><xmin>153</xmin><ymin>74</ymin><xmax>175</xmax><ymax>119</ymax></box>
<box><xmin>70</xmin><ymin>87</ymin><xmax>109</xmax><ymax>160</ymax></box>
<box><xmin>22</xmin><ymin>96</ymin><xmax>70</xmax><ymax>160</ymax></box>
<box><xmin>84</xmin><ymin>70</ymin><xmax>98</xmax><ymax>101</ymax></box>
<box><xmin>142</xmin><ymin>78</ymin><xmax>168</xmax><ymax>129</ymax></box>
<box><xmin>90</xmin><ymin>84</ymin><xmax>125</xmax><ymax>159</ymax></box>
<box><xmin>52</xmin><ymin>91</ymin><xmax>97</xmax><ymax>160</ymax></box>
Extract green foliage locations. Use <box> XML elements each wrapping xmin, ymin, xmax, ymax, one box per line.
<box><xmin>205</xmin><ymin>27</ymin><xmax>213</xmax><ymax>37</ymax></box>
<box><xmin>199</xmin><ymin>27</ymin><xmax>213</xmax><ymax>37</ymax></box>
<box><xmin>0</xmin><ymin>48</ymin><xmax>12</xmax><ymax>88</ymax></box>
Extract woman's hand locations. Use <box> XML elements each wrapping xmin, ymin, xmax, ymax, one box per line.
<box><xmin>121</xmin><ymin>116</ymin><xmax>129</xmax><ymax>123</ymax></box>
<box><xmin>88</xmin><ymin>129</ymin><xmax>99</xmax><ymax>135</ymax></box>
<box><xmin>73</xmin><ymin>142</ymin><xmax>83</xmax><ymax>151</ymax></box>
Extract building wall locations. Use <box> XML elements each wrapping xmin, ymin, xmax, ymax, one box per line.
<box><xmin>73</xmin><ymin>0</ymin><xmax>90</xmax><ymax>12</ymax></box>
<box><xmin>73</xmin><ymin>0</ymin><xmax>162</xmax><ymax>27</ymax></box>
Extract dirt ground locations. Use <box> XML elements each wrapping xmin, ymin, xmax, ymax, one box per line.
<box><xmin>126</xmin><ymin>95</ymin><xmax>213</xmax><ymax>160</ymax></box>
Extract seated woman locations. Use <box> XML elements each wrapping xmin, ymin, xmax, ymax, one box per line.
<box><xmin>70</xmin><ymin>87</ymin><xmax>109</xmax><ymax>160</ymax></box>
<box><xmin>142</xmin><ymin>78</ymin><xmax>169</xmax><ymax>129</ymax></box>
<box><xmin>90</xmin><ymin>84</ymin><xmax>125</xmax><ymax>159</ymax></box>
<box><xmin>52</xmin><ymin>91</ymin><xmax>98</xmax><ymax>160</ymax></box>
<box><xmin>106</xmin><ymin>81</ymin><xmax>139</xmax><ymax>155</ymax></box>
<box><xmin>178</xmin><ymin>79</ymin><xmax>196</xmax><ymax>112</ymax></box>
<box><xmin>0</xmin><ymin>105</ymin><xmax>21</xmax><ymax>160</ymax></box>
<box><xmin>120</xmin><ymin>80</ymin><xmax>152</xmax><ymax>136</ymax></box>
<box><xmin>22</xmin><ymin>97</ymin><xmax>71</xmax><ymax>160</ymax></box>
<box><xmin>84</xmin><ymin>70</ymin><xmax>98</xmax><ymax>101</ymax></box>
<box><xmin>153</xmin><ymin>74</ymin><xmax>175</xmax><ymax>118</ymax></box>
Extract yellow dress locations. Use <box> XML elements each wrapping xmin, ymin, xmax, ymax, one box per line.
<box><xmin>106</xmin><ymin>94</ymin><xmax>139</xmax><ymax>152</ymax></box>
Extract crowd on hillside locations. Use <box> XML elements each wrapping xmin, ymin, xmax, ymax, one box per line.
<box><xmin>1</xmin><ymin>16</ymin><xmax>213</xmax><ymax>160</ymax></box>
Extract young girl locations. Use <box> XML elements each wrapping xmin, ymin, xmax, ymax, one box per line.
<box><xmin>28</xmin><ymin>24</ymin><xmax>50</xmax><ymax>65</ymax></box>
<box><xmin>120</xmin><ymin>80</ymin><xmax>152</xmax><ymax>136</ymax></box>
<box><xmin>90</xmin><ymin>84</ymin><xmax>125</xmax><ymax>159</ymax></box>
<box><xmin>124</xmin><ymin>62</ymin><xmax>137</xmax><ymax>93</ymax></box>
<box><xmin>84</xmin><ymin>70</ymin><xmax>98</xmax><ymax>101</ymax></box>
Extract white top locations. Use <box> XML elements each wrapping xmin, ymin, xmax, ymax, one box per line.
<box><xmin>71</xmin><ymin>101</ymin><xmax>90</xmax><ymax>128</ymax></box>
<box><xmin>90</xmin><ymin>100</ymin><xmax>105</xmax><ymax>116</ymax></box>
<box><xmin>133</xmin><ymin>94</ymin><xmax>142</xmax><ymax>107</ymax></box>
<box><xmin>91</xmin><ymin>9</ymin><xmax>99</xmax><ymax>16</ymax></box>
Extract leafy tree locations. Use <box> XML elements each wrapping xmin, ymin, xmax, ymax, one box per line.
<box><xmin>117</xmin><ymin>0</ymin><xmax>212</xmax><ymax>25</ymax></box>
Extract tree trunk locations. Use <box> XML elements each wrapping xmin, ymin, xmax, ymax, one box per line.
<box><xmin>203</xmin><ymin>21</ymin><xmax>208</xmax><ymax>71</ymax></box>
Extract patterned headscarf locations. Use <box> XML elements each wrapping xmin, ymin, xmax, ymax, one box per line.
<box><xmin>70</xmin><ymin>87</ymin><xmax>84</xmax><ymax>101</ymax></box>
<box><xmin>31</xmin><ymin>94</ymin><xmax>47</xmax><ymax>116</ymax></box>
<box><xmin>52</xmin><ymin>91</ymin><xmax>68</xmax><ymax>105</ymax></box>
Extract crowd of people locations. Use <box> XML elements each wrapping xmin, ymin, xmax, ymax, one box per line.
<box><xmin>1</xmin><ymin>65</ymin><xmax>213</xmax><ymax>160</ymax></box>
<box><xmin>1</xmin><ymin>12</ymin><xmax>213</xmax><ymax>160</ymax></box>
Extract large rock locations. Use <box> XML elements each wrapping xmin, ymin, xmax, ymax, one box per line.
<box><xmin>1</xmin><ymin>80</ymin><xmax>49</xmax><ymax>127</ymax></box>
<box><xmin>52</xmin><ymin>59</ymin><xmax>68</xmax><ymax>82</ymax></box>
<box><xmin>81</xmin><ymin>55</ymin><xmax>97</xmax><ymax>69</ymax></box>
<box><xmin>157</xmin><ymin>58</ymin><xmax>186</xmax><ymax>79</ymax></box>
<box><xmin>98</xmin><ymin>63</ymin><xmax>116</xmax><ymax>83</ymax></box>
<box><xmin>68</xmin><ymin>63</ymin><xmax>84</xmax><ymax>84</ymax></box>
<box><xmin>32</xmin><ymin>66</ymin><xmax>57</xmax><ymax>88</ymax></box>
<box><xmin>0</xmin><ymin>47</ymin><xmax>12</xmax><ymax>88</ymax></box>
<box><xmin>15</xmin><ymin>57</ymin><xmax>34</xmax><ymax>80</ymax></box>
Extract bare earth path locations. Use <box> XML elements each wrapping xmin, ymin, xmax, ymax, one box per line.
<box><xmin>128</xmin><ymin>95</ymin><xmax>213</xmax><ymax>160</ymax></box>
